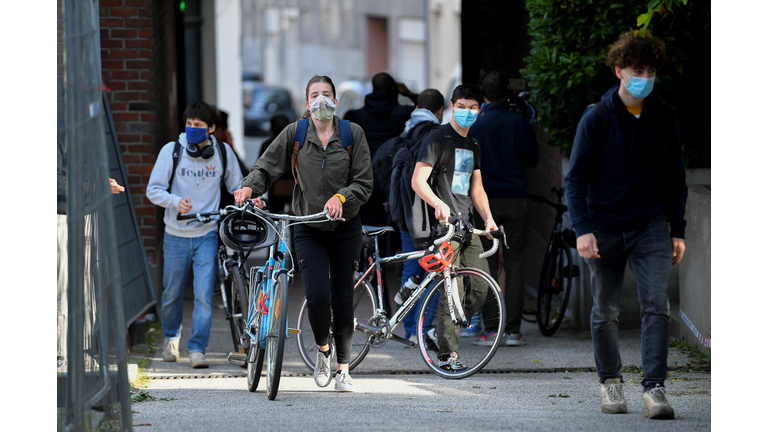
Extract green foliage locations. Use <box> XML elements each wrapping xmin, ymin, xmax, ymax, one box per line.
<box><xmin>522</xmin><ymin>0</ymin><xmax>711</xmax><ymax>167</ymax></box>
<box><xmin>637</xmin><ymin>0</ymin><xmax>689</xmax><ymax>36</ymax></box>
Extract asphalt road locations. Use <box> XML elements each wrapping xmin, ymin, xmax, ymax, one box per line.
<box><xmin>134</xmin><ymin>267</ymin><xmax>711</xmax><ymax>431</ymax></box>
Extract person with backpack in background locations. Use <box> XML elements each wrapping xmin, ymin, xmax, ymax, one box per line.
<box><xmin>469</xmin><ymin>70</ymin><xmax>540</xmax><ymax>347</ymax></box>
<box><xmin>146</xmin><ymin>101</ymin><xmax>244</xmax><ymax>369</ymax></box>
<box><xmin>234</xmin><ymin>75</ymin><xmax>373</xmax><ymax>392</ymax></box>
<box><xmin>410</xmin><ymin>84</ymin><xmax>499</xmax><ymax>372</ymax></box>
<box><xmin>565</xmin><ymin>30</ymin><xmax>687</xmax><ymax>419</ymax></box>
<box><xmin>375</xmin><ymin>88</ymin><xmax>444</xmax><ymax>345</ymax></box>
<box><xmin>345</xmin><ymin>72</ymin><xmax>419</xmax><ymax>315</ymax></box>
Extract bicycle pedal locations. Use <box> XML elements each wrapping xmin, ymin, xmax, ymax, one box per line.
<box><xmin>227</xmin><ymin>352</ymin><xmax>246</xmax><ymax>367</ymax></box>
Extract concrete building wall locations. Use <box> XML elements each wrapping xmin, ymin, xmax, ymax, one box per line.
<box><xmin>427</xmin><ymin>0</ymin><xmax>462</xmax><ymax>109</ymax></box>
<box><xmin>678</xmin><ymin>185</ymin><xmax>711</xmax><ymax>352</ymax></box>
<box><xmin>242</xmin><ymin>0</ymin><xmax>427</xmax><ymax>115</ymax></box>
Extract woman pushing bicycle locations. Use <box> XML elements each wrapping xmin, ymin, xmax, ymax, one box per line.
<box><xmin>234</xmin><ymin>75</ymin><xmax>373</xmax><ymax>392</ymax></box>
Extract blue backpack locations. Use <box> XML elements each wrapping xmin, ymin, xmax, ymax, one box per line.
<box><xmin>290</xmin><ymin>118</ymin><xmax>354</xmax><ymax>185</ymax></box>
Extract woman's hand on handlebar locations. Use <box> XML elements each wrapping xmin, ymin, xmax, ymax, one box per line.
<box><xmin>324</xmin><ymin>195</ymin><xmax>343</xmax><ymax>220</ymax></box>
<box><xmin>234</xmin><ymin>186</ymin><xmax>253</xmax><ymax>206</ymax></box>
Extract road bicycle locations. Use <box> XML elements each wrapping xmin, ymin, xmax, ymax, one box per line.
<box><xmin>296</xmin><ymin>215</ymin><xmax>509</xmax><ymax>379</ymax></box>
<box><xmin>527</xmin><ymin>186</ymin><xmax>579</xmax><ymax>336</ymax></box>
<box><xmin>176</xmin><ymin>209</ymin><xmax>250</xmax><ymax>360</ymax></box>
<box><xmin>224</xmin><ymin>200</ymin><xmax>335</xmax><ymax>400</ymax></box>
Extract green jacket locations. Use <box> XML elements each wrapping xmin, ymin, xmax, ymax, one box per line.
<box><xmin>242</xmin><ymin>116</ymin><xmax>373</xmax><ymax>231</ymax></box>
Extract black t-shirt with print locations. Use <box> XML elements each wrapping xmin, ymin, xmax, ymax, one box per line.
<box><xmin>416</xmin><ymin>123</ymin><xmax>481</xmax><ymax>220</ymax></box>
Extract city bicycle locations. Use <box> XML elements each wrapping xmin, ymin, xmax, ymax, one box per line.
<box><xmin>227</xmin><ymin>200</ymin><xmax>336</xmax><ymax>400</ymax></box>
<box><xmin>527</xmin><ymin>186</ymin><xmax>579</xmax><ymax>336</ymax></box>
<box><xmin>176</xmin><ymin>209</ymin><xmax>250</xmax><ymax>360</ymax></box>
<box><xmin>296</xmin><ymin>215</ymin><xmax>509</xmax><ymax>379</ymax></box>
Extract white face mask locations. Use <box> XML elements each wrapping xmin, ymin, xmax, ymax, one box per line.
<box><xmin>310</xmin><ymin>95</ymin><xmax>336</xmax><ymax>121</ymax></box>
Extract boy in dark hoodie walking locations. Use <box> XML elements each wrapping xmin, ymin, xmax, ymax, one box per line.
<box><xmin>564</xmin><ymin>31</ymin><xmax>688</xmax><ymax>420</ymax></box>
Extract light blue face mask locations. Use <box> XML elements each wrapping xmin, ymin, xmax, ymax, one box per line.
<box><xmin>453</xmin><ymin>108</ymin><xmax>479</xmax><ymax>129</ymax></box>
<box><xmin>622</xmin><ymin>71</ymin><xmax>655</xmax><ymax>99</ymax></box>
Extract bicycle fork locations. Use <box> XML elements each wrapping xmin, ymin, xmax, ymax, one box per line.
<box><xmin>442</xmin><ymin>267</ymin><xmax>469</xmax><ymax>326</ymax></box>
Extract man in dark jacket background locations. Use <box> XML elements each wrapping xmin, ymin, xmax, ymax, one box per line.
<box><xmin>345</xmin><ymin>72</ymin><xmax>419</xmax><ymax>315</ymax></box>
<box><xmin>564</xmin><ymin>30</ymin><xmax>687</xmax><ymax>420</ymax></box>
<box><xmin>469</xmin><ymin>70</ymin><xmax>539</xmax><ymax>347</ymax></box>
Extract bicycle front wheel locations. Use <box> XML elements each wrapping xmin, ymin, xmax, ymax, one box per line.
<box><xmin>416</xmin><ymin>268</ymin><xmax>505</xmax><ymax>379</ymax></box>
<box><xmin>296</xmin><ymin>278</ymin><xmax>376</xmax><ymax>372</ymax></box>
<box><xmin>229</xmin><ymin>264</ymin><xmax>249</xmax><ymax>358</ymax></box>
<box><xmin>246</xmin><ymin>344</ymin><xmax>265</xmax><ymax>392</ymax></box>
<box><xmin>537</xmin><ymin>239</ymin><xmax>573</xmax><ymax>336</ymax></box>
<box><xmin>266</xmin><ymin>272</ymin><xmax>289</xmax><ymax>400</ymax></box>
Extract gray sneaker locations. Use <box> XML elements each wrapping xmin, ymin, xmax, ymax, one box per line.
<box><xmin>600</xmin><ymin>378</ymin><xmax>628</xmax><ymax>414</ymax></box>
<box><xmin>162</xmin><ymin>339</ymin><xmax>179</xmax><ymax>362</ymax></box>
<box><xmin>189</xmin><ymin>352</ymin><xmax>209</xmax><ymax>368</ymax></box>
<box><xmin>334</xmin><ymin>370</ymin><xmax>355</xmax><ymax>392</ymax></box>
<box><xmin>505</xmin><ymin>332</ymin><xmax>527</xmax><ymax>346</ymax></box>
<box><xmin>643</xmin><ymin>384</ymin><xmax>675</xmax><ymax>419</ymax></box>
<box><xmin>313</xmin><ymin>345</ymin><xmax>334</xmax><ymax>387</ymax></box>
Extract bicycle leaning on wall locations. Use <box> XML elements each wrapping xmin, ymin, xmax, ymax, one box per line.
<box><xmin>527</xmin><ymin>186</ymin><xmax>579</xmax><ymax>336</ymax></box>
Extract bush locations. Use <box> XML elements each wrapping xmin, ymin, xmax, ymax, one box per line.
<box><xmin>521</xmin><ymin>0</ymin><xmax>711</xmax><ymax>168</ymax></box>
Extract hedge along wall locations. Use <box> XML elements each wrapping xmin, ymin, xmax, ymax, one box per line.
<box><xmin>522</xmin><ymin>0</ymin><xmax>711</xmax><ymax>168</ymax></box>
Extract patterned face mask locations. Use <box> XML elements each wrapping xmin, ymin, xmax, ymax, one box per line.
<box><xmin>310</xmin><ymin>95</ymin><xmax>336</xmax><ymax>122</ymax></box>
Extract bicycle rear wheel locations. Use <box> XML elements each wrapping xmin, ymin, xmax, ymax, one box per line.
<box><xmin>296</xmin><ymin>277</ymin><xmax>376</xmax><ymax>371</ymax></box>
<box><xmin>266</xmin><ymin>272</ymin><xmax>289</xmax><ymax>400</ymax></box>
<box><xmin>228</xmin><ymin>264</ymin><xmax>249</xmax><ymax>358</ymax></box>
<box><xmin>246</xmin><ymin>344</ymin><xmax>265</xmax><ymax>392</ymax></box>
<box><xmin>416</xmin><ymin>268</ymin><xmax>505</xmax><ymax>379</ymax></box>
<box><xmin>536</xmin><ymin>238</ymin><xmax>573</xmax><ymax>336</ymax></box>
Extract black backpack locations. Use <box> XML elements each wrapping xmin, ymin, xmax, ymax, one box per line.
<box><xmin>388</xmin><ymin>128</ymin><xmax>452</xmax><ymax>248</ymax></box>
<box><xmin>372</xmin><ymin>122</ymin><xmax>434</xmax><ymax>202</ymax></box>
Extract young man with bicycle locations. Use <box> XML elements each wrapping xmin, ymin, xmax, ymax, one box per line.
<box><xmin>469</xmin><ymin>70</ymin><xmax>540</xmax><ymax>347</ymax></box>
<box><xmin>147</xmin><ymin>101</ymin><xmax>243</xmax><ymax>368</ymax></box>
<box><xmin>411</xmin><ymin>84</ymin><xmax>500</xmax><ymax>372</ymax></box>
<box><xmin>565</xmin><ymin>31</ymin><xmax>688</xmax><ymax>419</ymax></box>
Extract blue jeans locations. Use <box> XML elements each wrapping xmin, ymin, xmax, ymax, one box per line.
<box><xmin>161</xmin><ymin>231</ymin><xmax>218</xmax><ymax>353</ymax></box>
<box><xmin>586</xmin><ymin>217</ymin><xmax>673</xmax><ymax>391</ymax></box>
<box><xmin>399</xmin><ymin>228</ymin><xmax>438</xmax><ymax>339</ymax></box>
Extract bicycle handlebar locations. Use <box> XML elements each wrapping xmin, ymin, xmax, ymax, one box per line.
<box><xmin>436</xmin><ymin>215</ymin><xmax>507</xmax><ymax>259</ymax></box>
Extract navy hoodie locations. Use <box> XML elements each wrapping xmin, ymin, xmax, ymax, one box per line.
<box><xmin>470</xmin><ymin>102</ymin><xmax>539</xmax><ymax>198</ymax></box>
<box><xmin>564</xmin><ymin>84</ymin><xmax>687</xmax><ymax>239</ymax></box>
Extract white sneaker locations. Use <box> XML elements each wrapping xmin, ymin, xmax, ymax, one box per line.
<box><xmin>600</xmin><ymin>378</ymin><xmax>628</xmax><ymax>414</ymax></box>
<box><xmin>189</xmin><ymin>352</ymin><xmax>209</xmax><ymax>368</ymax></box>
<box><xmin>313</xmin><ymin>345</ymin><xmax>334</xmax><ymax>387</ymax></box>
<box><xmin>643</xmin><ymin>384</ymin><xmax>675</xmax><ymax>419</ymax></box>
<box><xmin>162</xmin><ymin>339</ymin><xmax>179</xmax><ymax>362</ymax></box>
<box><xmin>505</xmin><ymin>332</ymin><xmax>527</xmax><ymax>346</ymax></box>
<box><xmin>334</xmin><ymin>370</ymin><xmax>355</xmax><ymax>392</ymax></box>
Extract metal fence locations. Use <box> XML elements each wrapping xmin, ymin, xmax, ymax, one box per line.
<box><xmin>58</xmin><ymin>0</ymin><xmax>133</xmax><ymax>430</ymax></box>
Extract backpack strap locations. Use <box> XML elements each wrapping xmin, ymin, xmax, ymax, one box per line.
<box><xmin>591</xmin><ymin>100</ymin><xmax>611</xmax><ymax>149</ymax></box>
<box><xmin>291</xmin><ymin>119</ymin><xmax>309</xmax><ymax>185</ymax></box>
<box><xmin>167</xmin><ymin>140</ymin><xmax>181</xmax><ymax>193</ymax></box>
<box><xmin>217</xmin><ymin>139</ymin><xmax>228</xmax><ymax>189</ymax></box>
<box><xmin>338</xmin><ymin>119</ymin><xmax>353</xmax><ymax>157</ymax></box>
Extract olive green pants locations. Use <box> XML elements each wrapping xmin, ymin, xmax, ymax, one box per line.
<box><xmin>435</xmin><ymin>235</ymin><xmax>493</xmax><ymax>359</ymax></box>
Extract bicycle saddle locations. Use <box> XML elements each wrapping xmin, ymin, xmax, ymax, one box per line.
<box><xmin>362</xmin><ymin>225</ymin><xmax>394</xmax><ymax>237</ymax></box>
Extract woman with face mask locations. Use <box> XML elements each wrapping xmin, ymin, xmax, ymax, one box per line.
<box><xmin>234</xmin><ymin>75</ymin><xmax>373</xmax><ymax>393</ymax></box>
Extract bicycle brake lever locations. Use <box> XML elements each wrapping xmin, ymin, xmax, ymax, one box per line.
<box><xmin>498</xmin><ymin>226</ymin><xmax>509</xmax><ymax>249</ymax></box>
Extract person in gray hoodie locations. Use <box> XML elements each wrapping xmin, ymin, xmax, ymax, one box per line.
<box><xmin>146</xmin><ymin>101</ymin><xmax>243</xmax><ymax>368</ymax></box>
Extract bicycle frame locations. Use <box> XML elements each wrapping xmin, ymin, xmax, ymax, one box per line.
<box><xmin>244</xmin><ymin>219</ymin><xmax>290</xmax><ymax>349</ymax></box>
<box><xmin>353</xmin><ymin>219</ymin><xmax>498</xmax><ymax>342</ymax></box>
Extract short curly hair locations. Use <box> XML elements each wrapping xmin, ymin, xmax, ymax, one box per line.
<box><xmin>605</xmin><ymin>30</ymin><xmax>668</xmax><ymax>71</ymax></box>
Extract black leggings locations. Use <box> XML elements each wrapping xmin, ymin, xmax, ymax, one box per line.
<box><xmin>294</xmin><ymin>215</ymin><xmax>362</xmax><ymax>364</ymax></box>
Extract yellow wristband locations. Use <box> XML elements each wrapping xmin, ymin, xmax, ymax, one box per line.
<box><xmin>333</xmin><ymin>193</ymin><xmax>346</xmax><ymax>204</ymax></box>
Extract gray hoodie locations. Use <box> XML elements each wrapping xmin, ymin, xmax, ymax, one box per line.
<box><xmin>147</xmin><ymin>133</ymin><xmax>243</xmax><ymax>238</ymax></box>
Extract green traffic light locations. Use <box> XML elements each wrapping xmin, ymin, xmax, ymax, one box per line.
<box><xmin>180</xmin><ymin>1</ymin><xmax>185</xmax><ymax>13</ymax></box>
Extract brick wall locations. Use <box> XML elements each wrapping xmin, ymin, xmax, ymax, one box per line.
<box><xmin>99</xmin><ymin>0</ymin><xmax>159</xmax><ymax>264</ymax></box>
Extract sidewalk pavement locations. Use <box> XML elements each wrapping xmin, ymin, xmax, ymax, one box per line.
<box><xmin>138</xmin><ymin>269</ymin><xmax>711</xmax><ymax>431</ymax></box>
